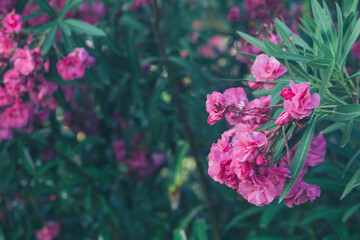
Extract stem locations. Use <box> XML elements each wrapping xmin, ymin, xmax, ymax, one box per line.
<box><xmin>326</xmin><ymin>90</ymin><xmax>347</xmax><ymax>105</ymax></box>
<box><xmin>245</xmin><ymin>104</ymin><xmax>283</xmax><ymax>110</ymax></box>
<box><xmin>338</xmin><ymin>73</ymin><xmax>356</xmax><ymax>103</ymax></box>
<box><xmin>150</xmin><ymin>2</ymin><xmax>222</xmax><ymax>240</ymax></box>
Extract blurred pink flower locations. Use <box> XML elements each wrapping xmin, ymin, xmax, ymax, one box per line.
<box><xmin>227</xmin><ymin>6</ymin><xmax>242</xmax><ymax>22</ymax></box>
<box><xmin>78</xmin><ymin>1</ymin><xmax>106</xmax><ymax>24</ymax></box>
<box><xmin>2</xmin><ymin>10</ymin><xmax>22</xmax><ymax>33</ymax></box>
<box><xmin>13</xmin><ymin>46</ymin><xmax>35</xmax><ymax>76</ymax></box>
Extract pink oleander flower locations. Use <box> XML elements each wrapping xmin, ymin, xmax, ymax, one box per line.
<box><xmin>284</xmin><ymin>179</ymin><xmax>321</xmax><ymax>208</ymax></box>
<box><xmin>36</xmin><ymin>221</ymin><xmax>60</xmax><ymax>240</ymax></box>
<box><xmin>232</xmin><ymin>132</ymin><xmax>267</xmax><ymax>163</ymax></box>
<box><xmin>78</xmin><ymin>1</ymin><xmax>106</xmax><ymax>24</ymax></box>
<box><xmin>242</xmin><ymin>95</ymin><xmax>271</xmax><ymax>126</ymax></box>
<box><xmin>56</xmin><ymin>48</ymin><xmax>93</xmax><ymax>81</ymax></box>
<box><xmin>0</xmin><ymin>30</ymin><xmax>17</xmax><ymax>55</ymax></box>
<box><xmin>223</xmin><ymin>87</ymin><xmax>248</xmax><ymax>125</ymax></box>
<box><xmin>275</xmin><ymin>111</ymin><xmax>291</xmax><ymax>126</ymax></box>
<box><xmin>227</xmin><ymin>6</ymin><xmax>242</xmax><ymax>22</ymax></box>
<box><xmin>3</xmin><ymin>69</ymin><xmax>28</xmax><ymax>97</ymax></box>
<box><xmin>2</xmin><ymin>10</ymin><xmax>22</xmax><ymax>33</ymax></box>
<box><xmin>31</xmin><ymin>47</ymin><xmax>44</xmax><ymax>71</ymax></box>
<box><xmin>237</xmin><ymin>166</ymin><xmax>290</xmax><ymax>206</ymax></box>
<box><xmin>13</xmin><ymin>46</ymin><xmax>35</xmax><ymax>76</ymax></box>
<box><xmin>113</xmin><ymin>140</ymin><xmax>127</xmax><ymax>163</ymax></box>
<box><xmin>283</xmin><ymin>81</ymin><xmax>320</xmax><ymax>119</ymax></box>
<box><xmin>208</xmin><ymin>134</ymin><xmax>238</xmax><ymax>189</ymax></box>
<box><xmin>1</xmin><ymin>99</ymin><xmax>32</xmax><ymax>129</ymax></box>
<box><xmin>351</xmin><ymin>40</ymin><xmax>360</xmax><ymax>61</ymax></box>
<box><xmin>206</xmin><ymin>92</ymin><xmax>227</xmax><ymax>125</ymax></box>
<box><xmin>209</xmin><ymin>35</ymin><xmax>228</xmax><ymax>53</ymax></box>
<box><xmin>198</xmin><ymin>45</ymin><xmax>218</xmax><ymax>58</ymax></box>
<box><xmin>0</xmin><ymin>128</ymin><xmax>13</xmax><ymax>141</ymax></box>
<box><xmin>0</xmin><ymin>86</ymin><xmax>13</xmax><ymax>107</ymax></box>
<box><xmin>250</xmin><ymin>54</ymin><xmax>287</xmax><ymax>90</ymax></box>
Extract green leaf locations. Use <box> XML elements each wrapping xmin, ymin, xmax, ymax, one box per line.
<box><xmin>341</xmin><ymin>169</ymin><xmax>360</xmax><ymax>199</ymax></box>
<box><xmin>308</xmin><ymin>58</ymin><xmax>332</xmax><ymax>69</ymax></box>
<box><xmin>34</xmin><ymin>0</ymin><xmax>57</xmax><ymax>18</ymax></box>
<box><xmin>319</xmin><ymin>60</ymin><xmax>335</xmax><ymax>98</ymax></box>
<box><xmin>331</xmin><ymin>104</ymin><xmax>360</xmax><ymax>121</ymax></box>
<box><xmin>279</xmin><ymin>116</ymin><xmax>319</xmax><ymax>202</ymax></box>
<box><xmin>341</xmin><ymin>18</ymin><xmax>360</xmax><ymax>67</ymax></box>
<box><xmin>60</xmin><ymin>0</ymin><xmax>83</xmax><ymax>18</ymax></box>
<box><xmin>342</xmin><ymin>204</ymin><xmax>360</xmax><ymax>223</ymax></box>
<box><xmin>342</xmin><ymin>0</ymin><xmax>359</xmax><ymax>16</ymax></box>
<box><xmin>302</xmin><ymin>208</ymin><xmax>346</xmax><ymax>224</ymax></box>
<box><xmin>191</xmin><ymin>219</ymin><xmax>208</xmax><ymax>240</ymax></box>
<box><xmin>321</xmin><ymin>122</ymin><xmax>346</xmax><ymax>134</ymax></box>
<box><xmin>64</xmin><ymin>19</ymin><xmax>106</xmax><ymax>36</ymax></box>
<box><xmin>31</xmin><ymin>160</ymin><xmax>62</xmax><ymax>185</ymax></box>
<box><xmin>21</xmin><ymin>9</ymin><xmax>44</xmax><ymax>22</ymax></box>
<box><xmin>19</xmin><ymin>145</ymin><xmax>36</xmax><ymax>175</ymax></box>
<box><xmin>225</xmin><ymin>207</ymin><xmax>262</xmax><ymax>232</ymax></box>
<box><xmin>259</xmin><ymin>203</ymin><xmax>283</xmax><ymax>228</ymax></box>
<box><xmin>273</xmin><ymin>125</ymin><xmax>296</xmax><ymax>162</ymax></box>
<box><xmin>42</xmin><ymin>24</ymin><xmax>58</xmax><ymax>55</ymax></box>
<box><xmin>340</xmin><ymin>119</ymin><xmax>353</xmax><ymax>148</ymax></box>
<box><xmin>342</xmin><ymin>148</ymin><xmax>360</xmax><ymax>177</ymax></box>
<box><xmin>174</xmin><ymin>229</ymin><xmax>187</xmax><ymax>240</ymax></box>
<box><xmin>237</xmin><ymin>31</ymin><xmax>267</xmax><ymax>52</ymax></box>
<box><xmin>274</xmin><ymin>19</ymin><xmax>311</xmax><ymax>50</ymax></box>
<box><xmin>335</xmin><ymin>3</ymin><xmax>344</xmax><ymax>62</ymax></box>
<box><xmin>177</xmin><ymin>205</ymin><xmax>204</xmax><ymax>230</ymax></box>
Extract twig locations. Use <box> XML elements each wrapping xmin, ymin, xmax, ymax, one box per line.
<box><xmin>149</xmin><ymin>2</ymin><xmax>222</xmax><ymax>240</ymax></box>
<box><xmin>282</xmin><ymin>126</ymin><xmax>290</xmax><ymax>162</ymax></box>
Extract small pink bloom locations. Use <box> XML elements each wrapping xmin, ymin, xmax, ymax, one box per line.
<box><xmin>78</xmin><ymin>1</ymin><xmax>106</xmax><ymax>24</ymax></box>
<box><xmin>242</xmin><ymin>95</ymin><xmax>271</xmax><ymax>126</ymax></box>
<box><xmin>112</xmin><ymin>140</ymin><xmax>127</xmax><ymax>163</ymax></box>
<box><xmin>232</xmin><ymin>132</ymin><xmax>267</xmax><ymax>163</ymax></box>
<box><xmin>192</xmin><ymin>21</ymin><xmax>203</xmax><ymax>30</ymax></box>
<box><xmin>283</xmin><ymin>81</ymin><xmax>320</xmax><ymax>119</ymax></box>
<box><xmin>209</xmin><ymin>35</ymin><xmax>228</xmax><ymax>53</ymax></box>
<box><xmin>2</xmin><ymin>10</ymin><xmax>22</xmax><ymax>33</ymax></box>
<box><xmin>255</xmin><ymin>154</ymin><xmax>267</xmax><ymax>165</ymax></box>
<box><xmin>1</xmin><ymin>99</ymin><xmax>32</xmax><ymax>129</ymax></box>
<box><xmin>250</xmin><ymin>54</ymin><xmax>287</xmax><ymax>90</ymax></box>
<box><xmin>285</xmin><ymin>180</ymin><xmax>321</xmax><ymax>208</ymax></box>
<box><xmin>13</xmin><ymin>46</ymin><xmax>35</xmax><ymax>76</ymax></box>
<box><xmin>0</xmin><ymin>128</ymin><xmax>13</xmax><ymax>141</ymax></box>
<box><xmin>275</xmin><ymin>111</ymin><xmax>291</xmax><ymax>126</ymax></box>
<box><xmin>0</xmin><ymin>86</ymin><xmax>13</xmax><ymax>107</ymax></box>
<box><xmin>180</xmin><ymin>49</ymin><xmax>188</xmax><ymax>58</ymax></box>
<box><xmin>206</xmin><ymin>92</ymin><xmax>227</xmax><ymax>125</ymax></box>
<box><xmin>223</xmin><ymin>87</ymin><xmax>248</xmax><ymax>125</ymax></box>
<box><xmin>280</xmin><ymin>87</ymin><xmax>295</xmax><ymax>100</ymax></box>
<box><xmin>198</xmin><ymin>45</ymin><xmax>218</xmax><ymax>58</ymax></box>
<box><xmin>3</xmin><ymin>69</ymin><xmax>27</xmax><ymax>97</ymax></box>
<box><xmin>152</xmin><ymin>153</ymin><xmax>165</xmax><ymax>167</ymax></box>
<box><xmin>56</xmin><ymin>48</ymin><xmax>92</xmax><ymax>81</ymax></box>
<box><xmin>227</xmin><ymin>6</ymin><xmax>242</xmax><ymax>22</ymax></box>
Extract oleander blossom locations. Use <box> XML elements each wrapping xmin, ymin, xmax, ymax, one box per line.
<box><xmin>2</xmin><ymin>10</ymin><xmax>22</xmax><ymax>33</ymax></box>
<box><xmin>36</xmin><ymin>221</ymin><xmax>60</xmax><ymax>240</ymax></box>
<box><xmin>250</xmin><ymin>54</ymin><xmax>287</xmax><ymax>90</ymax></box>
<box><xmin>56</xmin><ymin>48</ymin><xmax>94</xmax><ymax>81</ymax></box>
<box><xmin>227</xmin><ymin>6</ymin><xmax>242</xmax><ymax>22</ymax></box>
<box><xmin>281</xmin><ymin>81</ymin><xmax>320</xmax><ymax>120</ymax></box>
<box><xmin>78</xmin><ymin>1</ymin><xmax>106</xmax><ymax>24</ymax></box>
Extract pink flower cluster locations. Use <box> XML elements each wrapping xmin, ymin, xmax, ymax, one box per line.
<box><xmin>227</xmin><ymin>6</ymin><xmax>242</xmax><ymax>22</ymax></box>
<box><xmin>0</xmin><ymin>12</ymin><xmax>58</xmax><ymax>141</ymax></box>
<box><xmin>36</xmin><ymin>221</ymin><xmax>60</xmax><ymax>240</ymax></box>
<box><xmin>112</xmin><ymin>137</ymin><xmax>165</xmax><ymax>180</ymax></box>
<box><xmin>56</xmin><ymin>48</ymin><xmax>95</xmax><ymax>81</ymax></box>
<box><xmin>276</xmin><ymin>81</ymin><xmax>320</xmax><ymax>126</ymax></box>
<box><xmin>206</xmin><ymin>84</ymin><xmax>324</xmax><ymax>207</ymax></box>
<box><xmin>206</xmin><ymin>87</ymin><xmax>271</xmax><ymax>127</ymax></box>
<box><xmin>245</xmin><ymin>0</ymin><xmax>284</xmax><ymax>23</ymax></box>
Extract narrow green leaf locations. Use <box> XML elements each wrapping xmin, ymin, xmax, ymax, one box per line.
<box><xmin>225</xmin><ymin>207</ymin><xmax>262</xmax><ymax>232</ymax></box>
<box><xmin>321</xmin><ymin>122</ymin><xmax>345</xmax><ymax>134</ymax></box>
<box><xmin>302</xmin><ymin>208</ymin><xmax>346</xmax><ymax>224</ymax></box>
<box><xmin>178</xmin><ymin>205</ymin><xmax>204</xmax><ymax>230</ymax></box>
<box><xmin>340</xmin><ymin>119</ymin><xmax>353</xmax><ymax>148</ymax></box>
<box><xmin>319</xmin><ymin>60</ymin><xmax>335</xmax><ymax>98</ymax></box>
<box><xmin>34</xmin><ymin>0</ymin><xmax>57</xmax><ymax>18</ymax></box>
<box><xmin>192</xmin><ymin>219</ymin><xmax>208</xmax><ymax>240</ymax></box>
<box><xmin>341</xmin><ymin>18</ymin><xmax>360</xmax><ymax>67</ymax></box>
<box><xmin>342</xmin><ymin>148</ymin><xmax>360</xmax><ymax>177</ymax></box>
<box><xmin>274</xmin><ymin>19</ymin><xmax>311</xmax><ymax>50</ymax></box>
<box><xmin>331</xmin><ymin>104</ymin><xmax>360</xmax><ymax>121</ymax></box>
<box><xmin>64</xmin><ymin>19</ymin><xmax>106</xmax><ymax>36</ymax></box>
<box><xmin>341</xmin><ymin>169</ymin><xmax>360</xmax><ymax>199</ymax></box>
<box><xmin>279</xmin><ymin>116</ymin><xmax>319</xmax><ymax>202</ymax></box>
<box><xmin>19</xmin><ymin>145</ymin><xmax>36</xmax><ymax>175</ymax></box>
<box><xmin>342</xmin><ymin>0</ymin><xmax>359</xmax><ymax>16</ymax></box>
<box><xmin>174</xmin><ymin>230</ymin><xmax>187</xmax><ymax>240</ymax></box>
<box><xmin>21</xmin><ymin>9</ymin><xmax>44</xmax><ymax>22</ymax></box>
<box><xmin>342</xmin><ymin>204</ymin><xmax>360</xmax><ymax>223</ymax></box>
<box><xmin>237</xmin><ymin>31</ymin><xmax>267</xmax><ymax>52</ymax></box>
<box><xmin>42</xmin><ymin>24</ymin><xmax>58</xmax><ymax>55</ymax></box>
<box><xmin>60</xmin><ymin>0</ymin><xmax>83</xmax><ymax>18</ymax></box>
<box><xmin>273</xmin><ymin>125</ymin><xmax>295</xmax><ymax>162</ymax></box>
<box><xmin>335</xmin><ymin>3</ymin><xmax>344</xmax><ymax>62</ymax></box>
<box><xmin>263</xmin><ymin>39</ymin><xmax>283</xmax><ymax>54</ymax></box>
<box><xmin>308</xmin><ymin>58</ymin><xmax>332</xmax><ymax>69</ymax></box>
<box><xmin>259</xmin><ymin>203</ymin><xmax>283</xmax><ymax>228</ymax></box>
